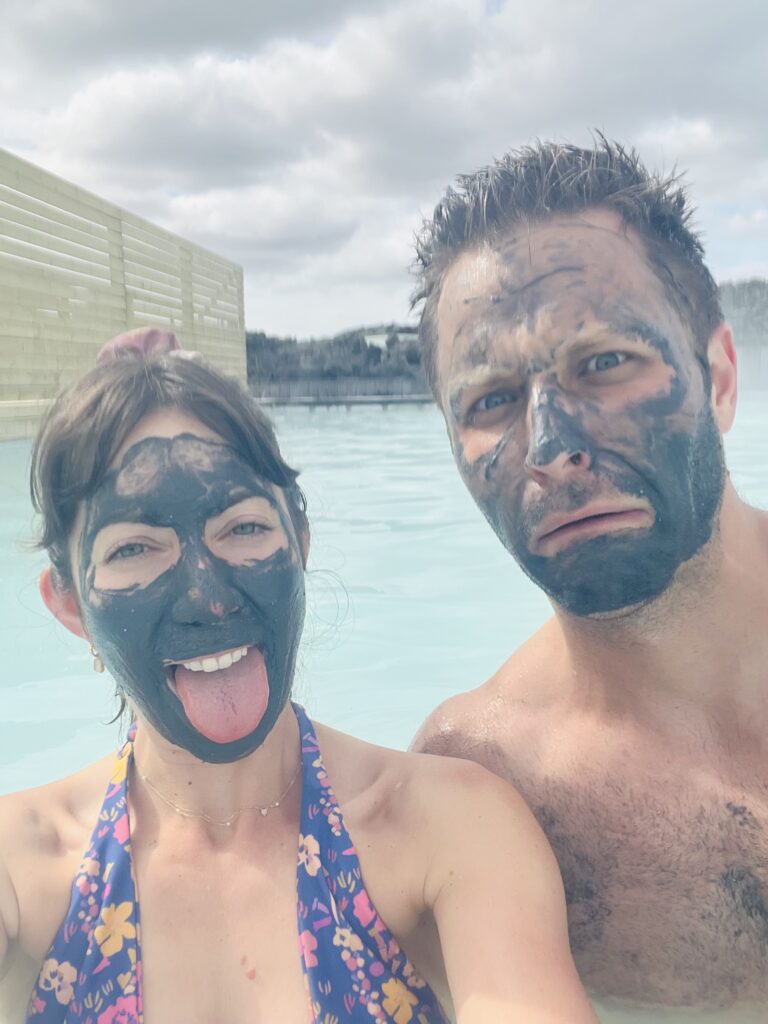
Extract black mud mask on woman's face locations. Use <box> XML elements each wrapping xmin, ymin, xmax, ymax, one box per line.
<box><xmin>77</xmin><ymin>434</ymin><xmax>305</xmax><ymax>763</ymax></box>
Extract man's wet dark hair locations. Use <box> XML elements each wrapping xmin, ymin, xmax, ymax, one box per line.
<box><xmin>31</xmin><ymin>353</ymin><xmax>307</xmax><ymax>589</ymax></box>
<box><xmin>412</xmin><ymin>136</ymin><xmax>723</xmax><ymax>394</ymax></box>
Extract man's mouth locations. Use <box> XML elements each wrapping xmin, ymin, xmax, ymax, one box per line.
<box><xmin>531</xmin><ymin>501</ymin><xmax>654</xmax><ymax>557</ymax></box>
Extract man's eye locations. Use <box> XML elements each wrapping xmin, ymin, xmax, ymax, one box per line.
<box><xmin>471</xmin><ymin>391</ymin><xmax>517</xmax><ymax>416</ymax></box>
<box><xmin>107</xmin><ymin>542</ymin><xmax>146</xmax><ymax>561</ymax></box>
<box><xmin>586</xmin><ymin>351</ymin><xmax>627</xmax><ymax>373</ymax></box>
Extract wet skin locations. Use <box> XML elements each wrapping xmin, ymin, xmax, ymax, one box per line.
<box><xmin>77</xmin><ymin>433</ymin><xmax>306</xmax><ymax>763</ymax></box>
<box><xmin>434</xmin><ymin>210</ymin><xmax>726</xmax><ymax>615</ymax></box>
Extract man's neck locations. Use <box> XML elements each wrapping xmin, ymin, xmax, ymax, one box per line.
<box><xmin>552</xmin><ymin>482</ymin><xmax>768</xmax><ymax>738</ymax></box>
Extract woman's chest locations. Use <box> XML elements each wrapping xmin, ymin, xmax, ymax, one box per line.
<box><xmin>136</xmin><ymin>843</ymin><xmax>310</xmax><ymax>1023</ymax></box>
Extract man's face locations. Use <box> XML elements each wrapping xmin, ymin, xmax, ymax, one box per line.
<box><xmin>434</xmin><ymin>210</ymin><xmax>726</xmax><ymax>616</ymax></box>
<box><xmin>73</xmin><ymin>410</ymin><xmax>306</xmax><ymax>762</ymax></box>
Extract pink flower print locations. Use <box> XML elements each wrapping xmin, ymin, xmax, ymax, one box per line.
<box><xmin>298</xmin><ymin>833</ymin><xmax>322</xmax><ymax>877</ymax></box>
<box><xmin>76</xmin><ymin>856</ymin><xmax>101</xmax><ymax>895</ymax></box>
<box><xmin>113</xmin><ymin>814</ymin><xmax>130</xmax><ymax>846</ymax></box>
<box><xmin>299</xmin><ymin>929</ymin><xmax>319</xmax><ymax>968</ymax></box>
<box><xmin>352</xmin><ymin>889</ymin><xmax>376</xmax><ymax>928</ymax></box>
<box><xmin>97</xmin><ymin>995</ymin><xmax>139</xmax><ymax>1024</ymax></box>
<box><xmin>29</xmin><ymin>995</ymin><xmax>46</xmax><ymax>1015</ymax></box>
<box><xmin>38</xmin><ymin>959</ymin><xmax>78</xmax><ymax>1005</ymax></box>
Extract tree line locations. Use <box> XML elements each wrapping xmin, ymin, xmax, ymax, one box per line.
<box><xmin>246</xmin><ymin>280</ymin><xmax>768</xmax><ymax>386</ymax></box>
<box><xmin>246</xmin><ymin>324</ymin><xmax>425</xmax><ymax>385</ymax></box>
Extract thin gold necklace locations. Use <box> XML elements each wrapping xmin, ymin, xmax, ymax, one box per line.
<box><xmin>138</xmin><ymin>759</ymin><xmax>302</xmax><ymax>827</ymax></box>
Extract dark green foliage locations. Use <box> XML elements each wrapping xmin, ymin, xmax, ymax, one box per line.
<box><xmin>246</xmin><ymin>324</ymin><xmax>424</xmax><ymax>384</ymax></box>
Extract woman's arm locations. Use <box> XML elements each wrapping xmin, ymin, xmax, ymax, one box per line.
<box><xmin>421</xmin><ymin>757</ymin><xmax>598</xmax><ymax>1024</ymax></box>
<box><xmin>0</xmin><ymin>810</ymin><xmax>21</xmax><ymax>981</ymax></box>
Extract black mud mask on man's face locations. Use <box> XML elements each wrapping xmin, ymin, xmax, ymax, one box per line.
<box><xmin>479</xmin><ymin>390</ymin><xmax>726</xmax><ymax>616</ymax></box>
<box><xmin>77</xmin><ymin>434</ymin><xmax>305</xmax><ymax>763</ymax></box>
<box><xmin>438</xmin><ymin>216</ymin><xmax>728</xmax><ymax>618</ymax></box>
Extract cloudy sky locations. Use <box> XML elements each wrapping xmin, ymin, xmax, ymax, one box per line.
<box><xmin>2</xmin><ymin>0</ymin><xmax>767</xmax><ymax>337</ymax></box>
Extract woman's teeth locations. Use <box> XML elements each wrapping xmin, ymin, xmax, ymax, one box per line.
<box><xmin>180</xmin><ymin>647</ymin><xmax>249</xmax><ymax>673</ymax></box>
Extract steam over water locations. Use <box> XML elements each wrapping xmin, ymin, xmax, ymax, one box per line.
<box><xmin>2</xmin><ymin>372</ymin><xmax>767</xmax><ymax>1022</ymax></box>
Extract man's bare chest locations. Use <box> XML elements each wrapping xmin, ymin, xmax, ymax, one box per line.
<box><xmin>528</xmin><ymin>770</ymin><xmax>768</xmax><ymax>1008</ymax></box>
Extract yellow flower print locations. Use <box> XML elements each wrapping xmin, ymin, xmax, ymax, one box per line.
<box><xmin>298</xmin><ymin>833</ymin><xmax>321</xmax><ymax>876</ymax></box>
<box><xmin>332</xmin><ymin>926</ymin><xmax>363</xmax><ymax>952</ymax></box>
<box><xmin>38</xmin><ymin>958</ymin><xmax>78</xmax><ymax>1005</ymax></box>
<box><xmin>117</xmin><ymin>946</ymin><xmax>137</xmax><ymax>994</ymax></box>
<box><xmin>381</xmin><ymin>978</ymin><xmax>419</xmax><ymax>1024</ymax></box>
<box><xmin>93</xmin><ymin>901</ymin><xmax>136</xmax><ymax>957</ymax></box>
<box><xmin>110</xmin><ymin>752</ymin><xmax>129</xmax><ymax>786</ymax></box>
<box><xmin>81</xmin><ymin>857</ymin><xmax>100</xmax><ymax>877</ymax></box>
<box><xmin>326</xmin><ymin>810</ymin><xmax>342</xmax><ymax>836</ymax></box>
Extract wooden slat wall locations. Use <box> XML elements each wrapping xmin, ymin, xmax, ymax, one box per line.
<box><xmin>0</xmin><ymin>149</ymin><xmax>245</xmax><ymax>438</ymax></box>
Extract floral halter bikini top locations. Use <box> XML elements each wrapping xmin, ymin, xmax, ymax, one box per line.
<box><xmin>26</xmin><ymin>703</ymin><xmax>448</xmax><ymax>1024</ymax></box>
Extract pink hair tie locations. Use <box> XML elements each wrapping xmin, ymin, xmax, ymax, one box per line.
<box><xmin>96</xmin><ymin>327</ymin><xmax>182</xmax><ymax>364</ymax></box>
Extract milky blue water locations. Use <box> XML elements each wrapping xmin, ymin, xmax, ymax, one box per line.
<box><xmin>2</xmin><ymin>391</ymin><xmax>768</xmax><ymax>792</ymax></box>
<box><xmin>2</xmin><ymin>385</ymin><xmax>768</xmax><ymax>1022</ymax></box>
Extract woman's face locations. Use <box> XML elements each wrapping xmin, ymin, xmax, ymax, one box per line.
<box><xmin>69</xmin><ymin>408</ymin><xmax>306</xmax><ymax>763</ymax></box>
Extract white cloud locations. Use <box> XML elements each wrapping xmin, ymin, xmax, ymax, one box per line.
<box><xmin>1</xmin><ymin>0</ymin><xmax>767</xmax><ymax>334</ymax></box>
<box><xmin>727</xmin><ymin>209</ymin><xmax>768</xmax><ymax>237</ymax></box>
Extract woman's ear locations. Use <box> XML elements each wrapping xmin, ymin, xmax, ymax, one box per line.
<box><xmin>39</xmin><ymin>566</ymin><xmax>89</xmax><ymax>639</ymax></box>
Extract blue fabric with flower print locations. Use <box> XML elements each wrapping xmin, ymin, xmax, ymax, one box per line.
<box><xmin>26</xmin><ymin>704</ymin><xmax>448</xmax><ymax>1024</ymax></box>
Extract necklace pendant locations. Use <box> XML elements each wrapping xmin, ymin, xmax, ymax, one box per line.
<box><xmin>260</xmin><ymin>807</ymin><xmax>269</xmax><ymax>817</ymax></box>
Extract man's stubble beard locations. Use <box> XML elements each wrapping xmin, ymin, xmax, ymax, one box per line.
<box><xmin>475</xmin><ymin>400</ymin><xmax>728</xmax><ymax>621</ymax></box>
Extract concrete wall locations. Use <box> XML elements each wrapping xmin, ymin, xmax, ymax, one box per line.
<box><xmin>0</xmin><ymin>149</ymin><xmax>245</xmax><ymax>440</ymax></box>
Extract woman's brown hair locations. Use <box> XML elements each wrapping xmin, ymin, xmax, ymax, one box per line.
<box><xmin>30</xmin><ymin>353</ymin><xmax>307</xmax><ymax>589</ymax></box>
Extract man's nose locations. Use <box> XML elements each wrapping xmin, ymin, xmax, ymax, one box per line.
<box><xmin>171</xmin><ymin>549</ymin><xmax>243</xmax><ymax>625</ymax></box>
<box><xmin>525</xmin><ymin>386</ymin><xmax>593</xmax><ymax>485</ymax></box>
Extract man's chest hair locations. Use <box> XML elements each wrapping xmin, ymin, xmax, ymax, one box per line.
<box><xmin>530</xmin><ymin>773</ymin><xmax>768</xmax><ymax>1005</ymax></box>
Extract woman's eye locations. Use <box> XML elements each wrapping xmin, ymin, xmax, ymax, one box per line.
<box><xmin>586</xmin><ymin>351</ymin><xmax>627</xmax><ymax>373</ymax></box>
<box><xmin>107</xmin><ymin>542</ymin><xmax>146</xmax><ymax>562</ymax></box>
<box><xmin>230</xmin><ymin>521</ymin><xmax>268</xmax><ymax>537</ymax></box>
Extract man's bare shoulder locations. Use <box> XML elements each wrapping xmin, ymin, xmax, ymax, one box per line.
<box><xmin>410</xmin><ymin>618</ymin><xmax>566</xmax><ymax>766</ymax></box>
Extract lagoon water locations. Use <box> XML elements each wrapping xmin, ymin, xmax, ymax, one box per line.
<box><xmin>2</xmin><ymin>385</ymin><xmax>768</xmax><ymax>1023</ymax></box>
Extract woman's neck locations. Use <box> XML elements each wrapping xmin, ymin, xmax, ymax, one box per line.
<box><xmin>130</xmin><ymin>701</ymin><xmax>302</xmax><ymax>828</ymax></box>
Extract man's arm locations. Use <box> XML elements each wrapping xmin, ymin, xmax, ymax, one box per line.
<box><xmin>419</xmin><ymin>757</ymin><xmax>596</xmax><ymax>1024</ymax></box>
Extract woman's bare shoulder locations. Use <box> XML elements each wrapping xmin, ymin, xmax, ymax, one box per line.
<box><xmin>312</xmin><ymin>718</ymin><xmax>536</xmax><ymax>838</ymax></box>
<box><xmin>0</xmin><ymin>755</ymin><xmax>115</xmax><ymax>981</ymax></box>
<box><xmin>0</xmin><ymin>754</ymin><xmax>115</xmax><ymax>865</ymax></box>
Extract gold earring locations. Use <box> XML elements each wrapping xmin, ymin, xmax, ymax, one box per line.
<box><xmin>89</xmin><ymin>643</ymin><xmax>105</xmax><ymax>674</ymax></box>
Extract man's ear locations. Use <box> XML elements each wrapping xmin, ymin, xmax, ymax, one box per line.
<box><xmin>707</xmin><ymin>323</ymin><xmax>737</xmax><ymax>434</ymax></box>
<box><xmin>39</xmin><ymin>566</ymin><xmax>88</xmax><ymax>639</ymax></box>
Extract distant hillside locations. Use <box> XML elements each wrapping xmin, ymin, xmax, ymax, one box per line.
<box><xmin>719</xmin><ymin>279</ymin><xmax>768</xmax><ymax>346</ymax></box>
<box><xmin>246</xmin><ymin>323</ymin><xmax>424</xmax><ymax>385</ymax></box>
